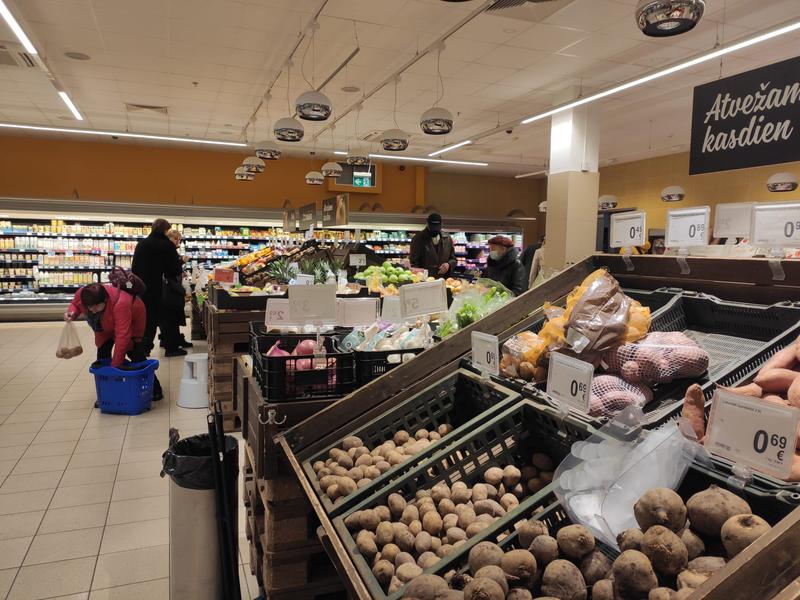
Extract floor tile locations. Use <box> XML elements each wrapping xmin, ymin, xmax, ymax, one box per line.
<box><xmin>114</xmin><ymin>461</ymin><xmax>158</xmax><ymax>481</ymax></box>
<box><xmin>39</xmin><ymin>503</ymin><xmax>109</xmax><ymax>534</ymax></box>
<box><xmin>23</xmin><ymin>440</ymin><xmax>78</xmax><ymax>459</ymax></box>
<box><xmin>79</xmin><ymin>426</ymin><xmax>127</xmax><ymax>441</ymax></box>
<box><xmin>106</xmin><ymin>496</ymin><xmax>168</xmax><ymax>526</ymax></box>
<box><xmin>24</xmin><ymin>526</ymin><xmax>104</xmax><ymax>565</ymax></box>
<box><xmin>42</xmin><ymin>417</ymin><xmax>89</xmax><ymax>431</ymax></box>
<box><xmin>51</xmin><ymin>482</ymin><xmax>114</xmax><ymax>509</ymax></box>
<box><xmin>0</xmin><ymin>470</ymin><xmax>61</xmax><ymax>494</ymax></box>
<box><xmin>100</xmin><ymin>518</ymin><xmax>168</xmax><ymax>554</ymax></box>
<box><xmin>0</xmin><ymin>488</ymin><xmax>55</xmax><ymax>515</ymax></box>
<box><xmin>0</xmin><ymin>458</ymin><xmax>15</xmax><ymax>478</ymax></box>
<box><xmin>68</xmin><ymin>452</ymin><xmax>120</xmax><ymax>469</ymax></box>
<box><xmin>33</xmin><ymin>428</ymin><xmax>83</xmax><ymax>444</ymax></box>
<box><xmin>111</xmin><ymin>476</ymin><xmax>167</xmax><ymax>502</ymax></box>
<box><xmin>12</xmin><ymin>454</ymin><xmax>70</xmax><ymax>475</ymax></box>
<box><xmin>60</xmin><ymin>465</ymin><xmax>118</xmax><ymax>488</ymax></box>
<box><xmin>0</xmin><ymin>432</ymin><xmax>37</xmax><ymax>447</ymax></box>
<box><xmin>0</xmin><ymin>535</ymin><xmax>32</xmax><ymax>569</ymax></box>
<box><xmin>91</xmin><ymin>545</ymin><xmax>168</xmax><ymax>589</ymax></box>
<box><xmin>8</xmin><ymin>556</ymin><xmax>96</xmax><ymax>600</ymax></box>
<box><xmin>0</xmin><ymin>422</ymin><xmax>45</xmax><ymax>434</ymax></box>
<box><xmin>75</xmin><ymin>437</ymin><xmax>124</xmax><ymax>454</ymax></box>
<box><xmin>119</xmin><ymin>447</ymin><xmax>163</xmax><ymax>464</ymax></box>
<box><xmin>88</xmin><ymin>578</ymin><xmax>168</xmax><ymax>600</ymax></box>
<box><xmin>2</xmin><ymin>412</ymin><xmax>51</xmax><ymax>425</ymax></box>
<box><xmin>0</xmin><ymin>510</ymin><xmax>44</xmax><ymax>541</ymax></box>
<box><xmin>0</xmin><ymin>567</ymin><xmax>16</xmax><ymax>598</ymax></box>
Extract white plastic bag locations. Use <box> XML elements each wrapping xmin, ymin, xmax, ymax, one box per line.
<box><xmin>56</xmin><ymin>321</ymin><xmax>83</xmax><ymax>359</ymax></box>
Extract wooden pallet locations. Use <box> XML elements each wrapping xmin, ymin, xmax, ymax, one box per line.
<box><xmin>262</xmin><ymin>542</ymin><xmax>340</xmax><ymax>592</ymax></box>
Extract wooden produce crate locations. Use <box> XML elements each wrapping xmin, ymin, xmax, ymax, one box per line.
<box><xmin>190</xmin><ymin>292</ymin><xmax>207</xmax><ymax>340</ymax></box>
<box><xmin>234</xmin><ymin>355</ymin><xmax>251</xmax><ymax>442</ymax></box>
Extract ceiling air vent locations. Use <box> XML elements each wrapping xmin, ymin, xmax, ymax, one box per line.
<box><xmin>360</xmin><ymin>130</ymin><xmax>386</xmax><ymax>143</ymax></box>
<box><xmin>488</xmin><ymin>0</ymin><xmax>558</xmax><ymax>10</ymax></box>
<box><xmin>0</xmin><ymin>43</ymin><xmax>37</xmax><ymax>68</ymax></box>
<box><xmin>125</xmin><ymin>103</ymin><xmax>169</xmax><ymax>116</ymax></box>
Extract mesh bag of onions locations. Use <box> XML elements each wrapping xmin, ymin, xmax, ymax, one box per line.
<box><xmin>601</xmin><ymin>331</ymin><xmax>709</xmax><ymax>385</ymax></box>
<box><xmin>56</xmin><ymin>321</ymin><xmax>83</xmax><ymax>359</ymax></box>
<box><xmin>589</xmin><ymin>375</ymin><xmax>653</xmax><ymax>418</ymax></box>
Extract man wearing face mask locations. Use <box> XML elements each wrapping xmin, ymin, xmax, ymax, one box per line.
<box><xmin>483</xmin><ymin>235</ymin><xmax>526</xmax><ymax>296</ymax></box>
<box><xmin>410</xmin><ymin>213</ymin><xmax>456</xmax><ymax>278</ymax></box>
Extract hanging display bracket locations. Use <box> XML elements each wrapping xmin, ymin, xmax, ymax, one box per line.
<box><xmin>768</xmin><ymin>249</ymin><xmax>786</xmax><ymax>281</ymax></box>
<box><xmin>727</xmin><ymin>463</ymin><xmax>755</xmax><ymax>491</ymax></box>
<box><xmin>676</xmin><ymin>249</ymin><xmax>691</xmax><ymax>275</ymax></box>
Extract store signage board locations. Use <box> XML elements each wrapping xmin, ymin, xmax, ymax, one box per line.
<box><xmin>609</xmin><ymin>211</ymin><xmax>646</xmax><ymax>248</ymax></box>
<box><xmin>399</xmin><ymin>279</ymin><xmax>448</xmax><ymax>319</ymax></box>
<box><xmin>690</xmin><ymin>56</ymin><xmax>800</xmax><ymax>175</ymax></box>
<box><xmin>282</xmin><ymin>209</ymin><xmax>297</xmax><ymax>233</ymax></box>
<box><xmin>546</xmin><ymin>352</ymin><xmax>593</xmax><ymax>414</ymax></box>
<box><xmin>298</xmin><ymin>203</ymin><xmax>316</xmax><ymax>230</ymax></box>
<box><xmin>714</xmin><ymin>202</ymin><xmax>755</xmax><ymax>239</ymax></box>
<box><xmin>288</xmin><ymin>284</ymin><xmax>336</xmax><ymax>322</ymax></box>
<box><xmin>322</xmin><ymin>194</ymin><xmax>349</xmax><ymax>228</ymax></box>
<box><xmin>381</xmin><ymin>295</ymin><xmax>403</xmax><ymax>323</ymax></box>
<box><xmin>265</xmin><ymin>298</ymin><xmax>299</xmax><ymax>327</ymax></box>
<box><xmin>471</xmin><ymin>332</ymin><xmax>499</xmax><ymax>377</ymax></box>
<box><xmin>706</xmin><ymin>389</ymin><xmax>799</xmax><ymax>479</ymax></box>
<box><xmin>751</xmin><ymin>202</ymin><xmax>800</xmax><ymax>247</ymax></box>
<box><xmin>349</xmin><ymin>253</ymin><xmax>366</xmax><ymax>267</ymax></box>
<box><xmin>336</xmin><ymin>297</ymin><xmax>379</xmax><ymax>327</ymax></box>
<box><xmin>665</xmin><ymin>206</ymin><xmax>710</xmax><ymax>247</ymax></box>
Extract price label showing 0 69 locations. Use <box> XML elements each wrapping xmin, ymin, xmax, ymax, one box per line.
<box><xmin>546</xmin><ymin>352</ymin><xmax>594</xmax><ymax>414</ymax></box>
<box><xmin>751</xmin><ymin>202</ymin><xmax>800</xmax><ymax>247</ymax></box>
<box><xmin>471</xmin><ymin>332</ymin><xmax>499</xmax><ymax>377</ymax></box>
<box><xmin>609</xmin><ymin>211</ymin><xmax>646</xmax><ymax>249</ymax></box>
<box><xmin>706</xmin><ymin>389</ymin><xmax>800</xmax><ymax>479</ymax></box>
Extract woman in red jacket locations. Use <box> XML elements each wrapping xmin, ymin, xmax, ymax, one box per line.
<box><xmin>65</xmin><ymin>283</ymin><xmax>161</xmax><ymax>400</ymax></box>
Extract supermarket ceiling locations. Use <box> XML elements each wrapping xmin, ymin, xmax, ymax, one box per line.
<box><xmin>0</xmin><ymin>0</ymin><xmax>799</xmax><ymax>175</ymax></box>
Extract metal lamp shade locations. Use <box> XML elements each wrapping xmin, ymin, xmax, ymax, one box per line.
<box><xmin>538</xmin><ymin>201</ymin><xmax>547</xmax><ymax>213</ymax></box>
<box><xmin>380</xmin><ymin>128</ymin><xmax>409</xmax><ymax>152</ymax></box>
<box><xmin>305</xmin><ymin>170</ymin><xmax>324</xmax><ymax>185</ymax></box>
<box><xmin>242</xmin><ymin>156</ymin><xmax>265</xmax><ymax>174</ymax></box>
<box><xmin>346</xmin><ymin>150</ymin><xmax>369</xmax><ymax>166</ymax></box>
<box><xmin>321</xmin><ymin>161</ymin><xmax>343</xmax><ymax>178</ymax></box>
<box><xmin>295</xmin><ymin>90</ymin><xmax>332</xmax><ymax>121</ymax></box>
<box><xmin>636</xmin><ymin>0</ymin><xmax>704</xmax><ymax>37</ymax></box>
<box><xmin>235</xmin><ymin>166</ymin><xmax>254</xmax><ymax>181</ymax></box>
<box><xmin>255</xmin><ymin>140</ymin><xmax>281</xmax><ymax>160</ymax></box>
<box><xmin>767</xmin><ymin>172</ymin><xmax>799</xmax><ymax>192</ymax></box>
<box><xmin>420</xmin><ymin>106</ymin><xmax>454</xmax><ymax>135</ymax></box>
<box><xmin>598</xmin><ymin>194</ymin><xmax>618</xmax><ymax>210</ymax></box>
<box><xmin>274</xmin><ymin>117</ymin><xmax>304</xmax><ymax>142</ymax></box>
<box><xmin>661</xmin><ymin>185</ymin><xmax>685</xmax><ymax>202</ymax></box>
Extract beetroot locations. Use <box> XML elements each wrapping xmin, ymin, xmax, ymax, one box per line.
<box><xmin>294</xmin><ymin>339</ymin><xmax>318</xmax><ymax>355</ymax></box>
<box><xmin>266</xmin><ymin>341</ymin><xmax>290</xmax><ymax>357</ymax></box>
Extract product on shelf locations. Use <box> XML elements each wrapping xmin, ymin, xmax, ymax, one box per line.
<box><xmin>602</xmin><ymin>332</ymin><xmax>710</xmax><ymax>385</ymax></box>
<box><xmin>355</xmin><ymin>261</ymin><xmax>420</xmax><ymax>286</ymax></box>
<box><xmin>438</xmin><ymin>284</ymin><xmax>512</xmax><ymax>338</ymax></box>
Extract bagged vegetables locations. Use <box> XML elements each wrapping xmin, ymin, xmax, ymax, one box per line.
<box><xmin>590</xmin><ymin>375</ymin><xmax>653</xmax><ymax>418</ymax></box>
<box><xmin>56</xmin><ymin>321</ymin><xmax>83</xmax><ymax>359</ymax></box>
<box><xmin>602</xmin><ymin>332</ymin><xmax>710</xmax><ymax>385</ymax></box>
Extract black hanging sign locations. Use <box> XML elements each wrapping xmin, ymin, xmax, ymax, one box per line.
<box><xmin>282</xmin><ymin>208</ymin><xmax>296</xmax><ymax>232</ymax></box>
<box><xmin>690</xmin><ymin>56</ymin><xmax>800</xmax><ymax>175</ymax></box>
<box><xmin>321</xmin><ymin>194</ymin><xmax>349</xmax><ymax>227</ymax></box>
<box><xmin>298</xmin><ymin>202</ymin><xmax>316</xmax><ymax>230</ymax></box>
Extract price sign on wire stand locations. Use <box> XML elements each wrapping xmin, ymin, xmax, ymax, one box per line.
<box><xmin>471</xmin><ymin>332</ymin><xmax>500</xmax><ymax>377</ymax></box>
<box><xmin>349</xmin><ymin>253</ymin><xmax>366</xmax><ymax>267</ymax></box>
<box><xmin>295</xmin><ymin>274</ymin><xmax>314</xmax><ymax>285</ymax></box>
<box><xmin>666</xmin><ymin>206</ymin><xmax>711</xmax><ymax>247</ymax></box>
<box><xmin>706</xmin><ymin>389</ymin><xmax>800</xmax><ymax>479</ymax></box>
<box><xmin>751</xmin><ymin>202</ymin><xmax>800</xmax><ymax>247</ymax></box>
<box><xmin>336</xmin><ymin>297</ymin><xmax>380</xmax><ymax>327</ymax></box>
<box><xmin>265</xmin><ymin>298</ymin><xmax>298</xmax><ymax>327</ymax></box>
<box><xmin>609</xmin><ymin>211</ymin><xmax>646</xmax><ymax>248</ymax></box>
<box><xmin>288</xmin><ymin>284</ymin><xmax>336</xmax><ymax>323</ymax></box>
<box><xmin>399</xmin><ymin>279</ymin><xmax>448</xmax><ymax>319</ymax></box>
<box><xmin>714</xmin><ymin>202</ymin><xmax>755</xmax><ymax>239</ymax></box>
<box><xmin>546</xmin><ymin>352</ymin><xmax>594</xmax><ymax>414</ymax></box>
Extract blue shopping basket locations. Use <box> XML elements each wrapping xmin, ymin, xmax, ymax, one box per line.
<box><xmin>90</xmin><ymin>359</ymin><xmax>160</xmax><ymax>415</ymax></box>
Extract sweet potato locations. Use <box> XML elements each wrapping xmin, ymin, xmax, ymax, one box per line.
<box><xmin>721</xmin><ymin>382</ymin><xmax>763</xmax><ymax>398</ymax></box>
<box><xmin>788</xmin><ymin>373</ymin><xmax>800</xmax><ymax>408</ymax></box>
<box><xmin>760</xmin><ymin>343</ymin><xmax>798</xmax><ymax>372</ymax></box>
<box><xmin>754</xmin><ymin>368</ymin><xmax>800</xmax><ymax>393</ymax></box>
<box><xmin>681</xmin><ymin>384</ymin><xmax>706</xmax><ymax>440</ymax></box>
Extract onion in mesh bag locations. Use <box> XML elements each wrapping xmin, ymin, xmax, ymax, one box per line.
<box><xmin>602</xmin><ymin>331</ymin><xmax>709</xmax><ymax>385</ymax></box>
<box><xmin>589</xmin><ymin>375</ymin><xmax>653</xmax><ymax>418</ymax></box>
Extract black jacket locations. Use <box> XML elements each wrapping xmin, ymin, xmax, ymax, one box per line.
<box><xmin>131</xmin><ymin>232</ymin><xmax>182</xmax><ymax>304</ymax></box>
<box><xmin>409</xmin><ymin>229</ymin><xmax>457</xmax><ymax>277</ymax></box>
<box><xmin>483</xmin><ymin>247</ymin><xmax>527</xmax><ymax>296</ymax></box>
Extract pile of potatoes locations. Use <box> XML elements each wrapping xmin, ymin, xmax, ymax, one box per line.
<box><xmin>343</xmin><ymin>453</ymin><xmax>556</xmax><ymax>593</ymax></box>
<box><xmin>313</xmin><ymin>426</ymin><xmax>455</xmax><ymax>505</ymax></box>
<box><xmin>397</xmin><ymin>484</ymin><xmax>770</xmax><ymax>600</ymax></box>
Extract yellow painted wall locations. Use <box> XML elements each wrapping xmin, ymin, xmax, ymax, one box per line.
<box><xmin>599</xmin><ymin>151</ymin><xmax>800</xmax><ymax>230</ymax></box>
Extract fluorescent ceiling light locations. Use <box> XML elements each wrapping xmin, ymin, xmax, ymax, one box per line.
<box><xmin>0</xmin><ymin>123</ymin><xmax>248</xmax><ymax>147</ymax></box>
<box><xmin>514</xmin><ymin>170</ymin><xmax>548</xmax><ymax>179</ymax></box>
<box><xmin>57</xmin><ymin>91</ymin><xmax>83</xmax><ymax>121</ymax></box>
<box><xmin>353</xmin><ymin>171</ymin><xmax>372</xmax><ymax>177</ymax></box>
<box><xmin>0</xmin><ymin>0</ymin><xmax>37</xmax><ymax>54</ymax></box>
<box><xmin>428</xmin><ymin>140</ymin><xmax>472</xmax><ymax>157</ymax></box>
<box><xmin>369</xmin><ymin>153</ymin><xmax>488</xmax><ymax>167</ymax></box>
<box><xmin>333</xmin><ymin>150</ymin><xmax>348</xmax><ymax>155</ymax></box>
<box><xmin>521</xmin><ymin>19</ymin><xmax>800</xmax><ymax>125</ymax></box>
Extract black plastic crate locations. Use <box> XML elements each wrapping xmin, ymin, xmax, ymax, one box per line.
<box><xmin>332</xmin><ymin>399</ymin><xmax>593</xmax><ymax>600</ymax></box>
<box><xmin>302</xmin><ymin>369</ymin><xmax>521</xmax><ymax>518</ymax></box>
<box><xmin>353</xmin><ymin>347</ymin><xmax>426</xmax><ymax>387</ymax></box>
<box><xmin>248</xmin><ymin>323</ymin><xmax>355</xmax><ymax>402</ymax></box>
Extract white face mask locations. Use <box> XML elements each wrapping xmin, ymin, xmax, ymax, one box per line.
<box><xmin>431</xmin><ymin>234</ymin><xmax>441</xmax><ymax>244</ymax></box>
<box><xmin>489</xmin><ymin>250</ymin><xmax>503</xmax><ymax>260</ymax></box>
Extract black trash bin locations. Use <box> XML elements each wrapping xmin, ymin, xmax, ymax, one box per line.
<box><xmin>162</xmin><ymin>433</ymin><xmax>238</xmax><ymax>600</ymax></box>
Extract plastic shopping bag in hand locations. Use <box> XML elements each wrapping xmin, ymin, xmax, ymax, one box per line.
<box><xmin>56</xmin><ymin>321</ymin><xmax>83</xmax><ymax>359</ymax></box>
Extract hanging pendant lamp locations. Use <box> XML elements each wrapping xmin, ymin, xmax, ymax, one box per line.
<box><xmin>381</xmin><ymin>128</ymin><xmax>409</xmax><ymax>152</ymax></box>
<box><xmin>598</xmin><ymin>194</ymin><xmax>618</xmax><ymax>210</ymax></box>
<box><xmin>767</xmin><ymin>172</ymin><xmax>798</xmax><ymax>192</ymax></box>
<box><xmin>235</xmin><ymin>166</ymin><xmax>254</xmax><ymax>181</ymax></box>
<box><xmin>274</xmin><ymin>117</ymin><xmax>304</xmax><ymax>142</ymax></box>
<box><xmin>661</xmin><ymin>185</ymin><xmax>685</xmax><ymax>202</ymax></box>
<box><xmin>346</xmin><ymin>147</ymin><xmax>369</xmax><ymax>166</ymax></box>
<box><xmin>321</xmin><ymin>161</ymin><xmax>343</xmax><ymax>178</ymax></box>
<box><xmin>296</xmin><ymin>90</ymin><xmax>332</xmax><ymax>121</ymax></box>
<box><xmin>420</xmin><ymin>106</ymin><xmax>454</xmax><ymax>135</ymax></box>
<box><xmin>255</xmin><ymin>140</ymin><xmax>281</xmax><ymax>160</ymax></box>
<box><xmin>242</xmin><ymin>156</ymin><xmax>265</xmax><ymax>174</ymax></box>
<box><xmin>636</xmin><ymin>0</ymin><xmax>705</xmax><ymax>37</ymax></box>
<box><xmin>305</xmin><ymin>170</ymin><xmax>324</xmax><ymax>185</ymax></box>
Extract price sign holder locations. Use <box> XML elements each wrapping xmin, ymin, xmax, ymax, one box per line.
<box><xmin>288</xmin><ymin>284</ymin><xmax>337</xmax><ymax>324</ymax></box>
<box><xmin>399</xmin><ymin>279</ymin><xmax>448</xmax><ymax>319</ymax></box>
<box><xmin>546</xmin><ymin>352</ymin><xmax>594</xmax><ymax>415</ymax></box>
<box><xmin>336</xmin><ymin>297</ymin><xmax>380</xmax><ymax>327</ymax></box>
<box><xmin>706</xmin><ymin>389</ymin><xmax>800</xmax><ymax>481</ymax></box>
<box><xmin>471</xmin><ymin>332</ymin><xmax>499</xmax><ymax>378</ymax></box>
<box><xmin>380</xmin><ymin>295</ymin><xmax>403</xmax><ymax>324</ymax></box>
<box><xmin>666</xmin><ymin>206</ymin><xmax>710</xmax><ymax>275</ymax></box>
<box><xmin>265</xmin><ymin>298</ymin><xmax>298</xmax><ymax>327</ymax></box>
<box><xmin>349</xmin><ymin>253</ymin><xmax>366</xmax><ymax>267</ymax></box>
<box><xmin>295</xmin><ymin>274</ymin><xmax>314</xmax><ymax>285</ymax></box>
<box><xmin>751</xmin><ymin>203</ymin><xmax>800</xmax><ymax>282</ymax></box>
<box><xmin>609</xmin><ymin>211</ymin><xmax>646</xmax><ymax>255</ymax></box>
<box><xmin>714</xmin><ymin>202</ymin><xmax>755</xmax><ymax>239</ymax></box>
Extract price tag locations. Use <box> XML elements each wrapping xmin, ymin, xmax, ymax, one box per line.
<box><xmin>546</xmin><ymin>352</ymin><xmax>594</xmax><ymax>413</ymax></box>
<box><xmin>609</xmin><ymin>211</ymin><xmax>646</xmax><ymax>249</ymax></box>
<box><xmin>355</xmin><ymin>228</ymin><xmax>361</xmax><ymax>242</ymax></box>
<box><xmin>399</xmin><ymin>279</ymin><xmax>447</xmax><ymax>319</ymax></box>
<box><xmin>349</xmin><ymin>254</ymin><xmax>366</xmax><ymax>267</ymax></box>
<box><xmin>265</xmin><ymin>298</ymin><xmax>297</xmax><ymax>327</ymax></box>
<box><xmin>213</xmin><ymin>267</ymin><xmax>235</xmax><ymax>284</ymax></box>
<box><xmin>344</xmin><ymin>231</ymin><xmax>351</xmax><ymax>242</ymax></box>
<box><xmin>336</xmin><ymin>298</ymin><xmax>380</xmax><ymax>327</ymax></box>
<box><xmin>706</xmin><ymin>389</ymin><xmax>800</xmax><ymax>479</ymax></box>
<box><xmin>295</xmin><ymin>274</ymin><xmax>314</xmax><ymax>285</ymax></box>
<box><xmin>714</xmin><ymin>202</ymin><xmax>754</xmax><ymax>239</ymax></box>
<box><xmin>380</xmin><ymin>295</ymin><xmax>403</xmax><ymax>323</ymax></box>
<box><xmin>471</xmin><ymin>332</ymin><xmax>499</xmax><ymax>377</ymax></box>
<box><xmin>288</xmin><ymin>284</ymin><xmax>336</xmax><ymax>322</ymax></box>
<box><xmin>666</xmin><ymin>206</ymin><xmax>710</xmax><ymax>247</ymax></box>
<box><xmin>751</xmin><ymin>202</ymin><xmax>800</xmax><ymax>247</ymax></box>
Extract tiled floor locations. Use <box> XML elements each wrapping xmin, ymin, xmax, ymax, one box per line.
<box><xmin>0</xmin><ymin>322</ymin><xmax>258</xmax><ymax>600</ymax></box>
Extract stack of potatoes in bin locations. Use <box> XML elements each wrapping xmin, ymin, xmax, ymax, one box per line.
<box><xmin>397</xmin><ymin>484</ymin><xmax>771</xmax><ymax>600</ymax></box>
<box><xmin>344</xmin><ymin>453</ymin><xmax>556</xmax><ymax>594</ymax></box>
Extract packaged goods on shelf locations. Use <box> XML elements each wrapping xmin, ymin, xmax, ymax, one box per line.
<box><xmin>437</xmin><ymin>282</ymin><xmax>512</xmax><ymax>338</ymax></box>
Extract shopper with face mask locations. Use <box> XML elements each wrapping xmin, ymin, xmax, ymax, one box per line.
<box><xmin>409</xmin><ymin>213</ymin><xmax>456</xmax><ymax>278</ymax></box>
<box><xmin>482</xmin><ymin>236</ymin><xmax>526</xmax><ymax>296</ymax></box>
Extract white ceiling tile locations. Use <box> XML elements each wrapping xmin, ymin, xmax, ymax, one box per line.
<box><xmin>452</xmin><ymin>62</ymin><xmax>519</xmax><ymax>85</ymax></box>
<box><xmin>323</xmin><ymin>0</ymin><xmax>406</xmax><ymax>26</ymax></box>
<box><xmin>544</xmin><ymin>0</ymin><xmax>632</xmax><ymax>32</ymax></box>
<box><xmin>507</xmin><ymin>23</ymin><xmax>589</xmax><ymax>52</ymax></box>
<box><xmin>452</xmin><ymin>13</ymin><xmax>534</xmax><ymax>45</ymax></box>
<box><xmin>474</xmin><ymin>45</ymin><xmax>544</xmax><ymax>69</ymax></box>
<box><xmin>559</xmin><ymin>33</ymin><xmax>641</xmax><ymax>59</ymax></box>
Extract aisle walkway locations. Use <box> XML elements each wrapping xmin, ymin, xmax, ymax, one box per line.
<box><xmin>0</xmin><ymin>322</ymin><xmax>257</xmax><ymax>600</ymax></box>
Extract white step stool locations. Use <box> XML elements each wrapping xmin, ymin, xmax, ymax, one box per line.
<box><xmin>177</xmin><ymin>353</ymin><xmax>208</xmax><ymax>409</ymax></box>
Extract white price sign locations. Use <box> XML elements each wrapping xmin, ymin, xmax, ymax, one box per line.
<box><xmin>546</xmin><ymin>352</ymin><xmax>594</xmax><ymax>413</ymax></box>
<box><xmin>380</xmin><ymin>295</ymin><xmax>403</xmax><ymax>323</ymax></box>
<box><xmin>750</xmin><ymin>202</ymin><xmax>800</xmax><ymax>247</ymax></box>
<box><xmin>288</xmin><ymin>284</ymin><xmax>336</xmax><ymax>322</ymax></box>
<box><xmin>609</xmin><ymin>211</ymin><xmax>646</xmax><ymax>249</ymax></box>
<box><xmin>349</xmin><ymin>254</ymin><xmax>366</xmax><ymax>267</ymax></box>
<box><xmin>706</xmin><ymin>389</ymin><xmax>800</xmax><ymax>479</ymax></box>
<box><xmin>265</xmin><ymin>298</ymin><xmax>297</xmax><ymax>327</ymax></box>
<box><xmin>666</xmin><ymin>206</ymin><xmax>710</xmax><ymax>247</ymax></box>
<box><xmin>295</xmin><ymin>274</ymin><xmax>314</xmax><ymax>285</ymax></box>
<box><xmin>471</xmin><ymin>332</ymin><xmax>499</xmax><ymax>376</ymax></box>
<box><xmin>713</xmin><ymin>202</ymin><xmax>754</xmax><ymax>239</ymax></box>
<box><xmin>336</xmin><ymin>298</ymin><xmax>380</xmax><ymax>327</ymax></box>
<box><xmin>399</xmin><ymin>279</ymin><xmax>448</xmax><ymax>319</ymax></box>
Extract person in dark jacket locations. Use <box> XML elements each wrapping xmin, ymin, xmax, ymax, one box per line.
<box><xmin>159</xmin><ymin>229</ymin><xmax>192</xmax><ymax>352</ymax></box>
<box><xmin>132</xmin><ymin>218</ymin><xmax>184</xmax><ymax>360</ymax></box>
<box><xmin>483</xmin><ymin>235</ymin><xmax>527</xmax><ymax>296</ymax></box>
<box><xmin>409</xmin><ymin>213</ymin><xmax>456</xmax><ymax>278</ymax></box>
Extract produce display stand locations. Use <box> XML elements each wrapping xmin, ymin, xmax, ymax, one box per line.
<box><xmin>190</xmin><ymin>291</ymin><xmax>207</xmax><ymax>341</ymax></box>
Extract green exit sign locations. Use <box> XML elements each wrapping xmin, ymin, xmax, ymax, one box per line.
<box><xmin>353</xmin><ymin>177</ymin><xmax>371</xmax><ymax>187</ymax></box>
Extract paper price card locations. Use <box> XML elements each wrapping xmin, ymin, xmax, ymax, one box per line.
<box><xmin>213</xmin><ymin>267</ymin><xmax>235</xmax><ymax>284</ymax></box>
<box><xmin>666</xmin><ymin>206</ymin><xmax>710</xmax><ymax>247</ymax></box>
<box><xmin>713</xmin><ymin>202</ymin><xmax>754</xmax><ymax>239</ymax></box>
<box><xmin>336</xmin><ymin>298</ymin><xmax>380</xmax><ymax>327</ymax></box>
<box><xmin>349</xmin><ymin>253</ymin><xmax>366</xmax><ymax>267</ymax></box>
<box><xmin>380</xmin><ymin>295</ymin><xmax>403</xmax><ymax>323</ymax></box>
<box><xmin>546</xmin><ymin>352</ymin><xmax>593</xmax><ymax>413</ymax></box>
<box><xmin>265</xmin><ymin>298</ymin><xmax>297</xmax><ymax>327</ymax></box>
<box><xmin>609</xmin><ymin>211</ymin><xmax>646</xmax><ymax>248</ymax></box>
<box><xmin>706</xmin><ymin>389</ymin><xmax>800</xmax><ymax>479</ymax></box>
<box><xmin>471</xmin><ymin>332</ymin><xmax>499</xmax><ymax>376</ymax></box>
<box><xmin>295</xmin><ymin>274</ymin><xmax>314</xmax><ymax>285</ymax></box>
<box><xmin>288</xmin><ymin>284</ymin><xmax>336</xmax><ymax>322</ymax></box>
<box><xmin>751</xmin><ymin>202</ymin><xmax>800</xmax><ymax>247</ymax></box>
<box><xmin>399</xmin><ymin>279</ymin><xmax>448</xmax><ymax>319</ymax></box>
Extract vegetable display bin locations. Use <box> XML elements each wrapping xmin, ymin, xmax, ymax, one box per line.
<box><xmin>90</xmin><ymin>359</ymin><xmax>159</xmax><ymax>415</ymax></box>
<box><xmin>353</xmin><ymin>346</ymin><xmax>426</xmax><ymax>387</ymax></box>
